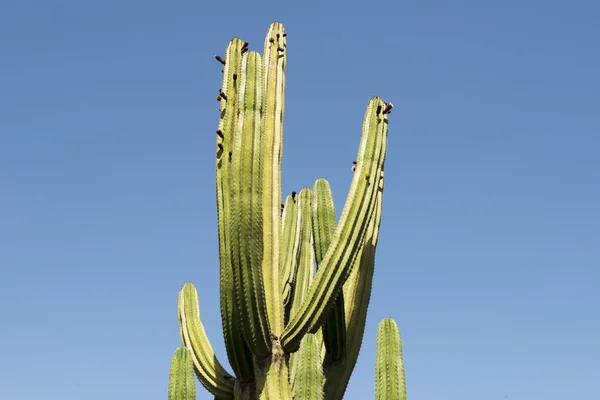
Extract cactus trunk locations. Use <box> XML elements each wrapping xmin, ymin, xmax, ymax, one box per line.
<box><xmin>168</xmin><ymin>22</ymin><xmax>406</xmax><ymax>399</ymax></box>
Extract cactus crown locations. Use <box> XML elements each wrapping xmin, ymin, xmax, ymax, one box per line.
<box><xmin>169</xmin><ymin>22</ymin><xmax>406</xmax><ymax>399</ymax></box>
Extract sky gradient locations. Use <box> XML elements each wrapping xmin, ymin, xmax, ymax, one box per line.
<box><xmin>1</xmin><ymin>1</ymin><xmax>599</xmax><ymax>399</ymax></box>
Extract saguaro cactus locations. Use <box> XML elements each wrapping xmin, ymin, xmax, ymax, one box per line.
<box><xmin>169</xmin><ymin>22</ymin><xmax>406</xmax><ymax>399</ymax></box>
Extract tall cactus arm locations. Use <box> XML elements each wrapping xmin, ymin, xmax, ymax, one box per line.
<box><xmin>292</xmin><ymin>334</ymin><xmax>325</xmax><ymax>400</ymax></box>
<box><xmin>323</xmin><ymin>185</ymin><xmax>383</xmax><ymax>399</ymax></box>
<box><xmin>168</xmin><ymin>346</ymin><xmax>196</xmax><ymax>400</ymax></box>
<box><xmin>375</xmin><ymin>318</ymin><xmax>406</xmax><ymax>400</ymax></box>
<box><xmin>229</xmin><ymin>50</ymin><xmax>272</xmax><ymax>357</ymax></box>
<box><xmin>260</xmin><ymin>21</ymin><xmax>287</xmax><ymax>337</ymax></box>
<box><xmin>216</xmin><ymin>37</ymin><xmax>255</xmax><ymax>381</ymax></box>
<box><xmin>312</xmin><ymin>178</ymin><xmax>346</xmax><ymax>364</ymax></box>
<box><xmin>178</xmin><ymin>283</ymin><xmax>235</xmax><ymax>398</ymax></box>
<box><xmin>280</xmin><ymin>192</ymin><xmax>301</xmax><ymax>311</ymax></box>
<box><xmin>282</xmin><ymin>97</ymin><xmax>391</xmax><ymax>352</ymax></box>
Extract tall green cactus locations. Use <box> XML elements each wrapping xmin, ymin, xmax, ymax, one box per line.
<box><xmin>168</xmin><ymin>22</ymin><xmax>405</xmax><ymax>399</ymax></box>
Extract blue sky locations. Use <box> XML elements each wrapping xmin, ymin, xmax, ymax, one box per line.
<box><xmin>1</xmin><ymin>1</ymin><xmax>599</xmax><ymax>399</ymax></box>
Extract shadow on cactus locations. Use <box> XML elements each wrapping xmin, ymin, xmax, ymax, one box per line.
<box><xmin>168</xmin><ymin>22</ymin><xmax>406</xmax><ymax>399</ymax></box>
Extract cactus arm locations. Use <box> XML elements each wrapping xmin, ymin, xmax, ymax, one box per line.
<box><xmin>168</xmin><ymin>347</ymin><xmax>197</xmax><ymax>400</ymax></box>
<box><xmin>375</xmin><ymin>318</ymin><xmax>406</xmax><ymax>400</ymax></box>
<box><xmin>230</xmin><ymin>50</ymin><xmax>272</xmax><ymax>357</ymax></box>
<box><xmin>280</xmin><ymin>193</ymin><xmax>301</xmax><ymax>311</ymax></box>
<box><xmin>178</xmin><ymin>284</ymin><xmax>235</xmax><ymax>398</ymax></box>
<box><xmin>292</xmin><ymin>334</ymin><xmax>324</xmax><ymax>400</ymax></box>
<box><xmin>288</xmin><ymin>188</ymin><xmax>316</xmax><ymax>387</ymax></box>
<box><xmin>323</xmin><ymin>185</ymin><xmax>383</xmax><ymax>399</ymax></box>
<box><xmin>282</xmin><ymin>96</ymin><xmax>390</xmax><ymax>352</ymax></box>
<box><xmin>311</xmin><ymin>179</ymin><xmax>337</xmax><ymax>264</ymax></box>
<box><xmin>216</xmin><ymin>38</ymin><xmax>255</xmax><ymax>381</ymax></box>
<box><xmin>260</xmin><ymin>21</ymin><xmax>287</xmax><ymax>337</ymax></box>
<box><xmin>311</xmin><ymin>178</ymin><xmax>346</xmax><ymax>364</ymax></box>
<box><xmin>289</xmin><ymin>188</ymin><xmax>315</xmax><ymax>316</ymax></box>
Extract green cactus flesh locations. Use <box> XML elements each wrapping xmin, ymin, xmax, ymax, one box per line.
<box><xmin>168</xmin><ymin>347</ymin><xmax>197</xmax><ymax>400</ymax></box>
<box><xmin>170</xmin><ymin>22</ymin><xmax>404</xmax><ymax>399</ymax></box>
<box><xmin>375</xmin><ymin>319</ymin><xmax>407</xmax><ymax>400</ymax></box>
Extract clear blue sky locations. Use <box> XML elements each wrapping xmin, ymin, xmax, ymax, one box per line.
<box><xmin>1</xmin><ymin>1</ymin><xmax>598</xmax><ymax>399</ymax></box>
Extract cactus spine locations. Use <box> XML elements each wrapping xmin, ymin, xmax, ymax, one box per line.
<box><xmin>168</xmin><ymin>22</ymin><xmax>406</xmax><ymax>399</ymax></box>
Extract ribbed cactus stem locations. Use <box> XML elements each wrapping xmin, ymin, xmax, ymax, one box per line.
<box><xmin>168</xmin><ymin>347</ymin><xmax>197</xmax><ymax>400</ymax></box>
<box><xmin>375</xmin><ymin>319</ymin><xmax>406</xmax><ymax>400</ymax></box>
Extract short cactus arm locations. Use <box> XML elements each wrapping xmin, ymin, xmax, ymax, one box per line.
<box><xmin>281</xmin><ymin>193</ymin><xmax>301</xmax><ymax>310</ymax></box>
<box><xmin>312</xmin><ymin>178</ymin><xmax>346</xmax><ymax>364</ymax></box>
<box><xmin>178</xmin><ymin>283</ymin><xmax>235</xmax><ymax>398</ymax></box>
<box><xmin>168</xmin><ymin>347</ymin><xmax>196</xmax><ymax>400</ymax></box>
<box><xmin>216</xmin><ymin>37</ymin><xmax>255</xmax><ymax>380</ymax></box>
<box><xmin>282</xmin><ymin>97</ymin><xmax>390</xmax><ymax>352</ymax></box>
<box><xmin>375</xmin><ymin>318</ymin><xmax>406</xmax><ymax>400</ymax></box>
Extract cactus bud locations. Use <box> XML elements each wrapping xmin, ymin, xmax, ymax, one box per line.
<box><xmin>215</xmin><ymin>55</ymin><xmax>226</xmax><ymax>65</ymax></box>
